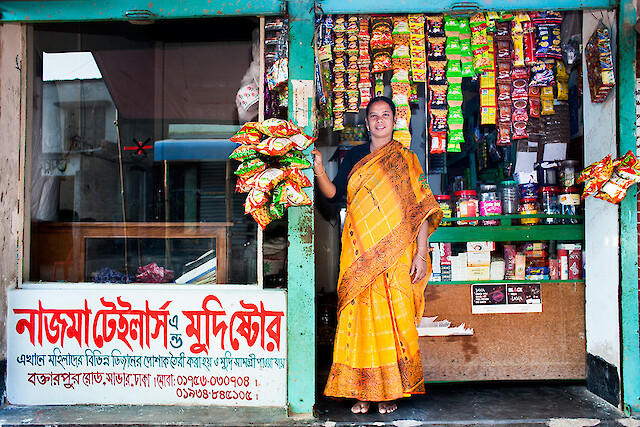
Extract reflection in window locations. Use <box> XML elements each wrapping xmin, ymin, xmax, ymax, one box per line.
<box><xmin>29</xmin><ymin>19</ymin><xmax>264</xmax><ymax>285</ymax></box>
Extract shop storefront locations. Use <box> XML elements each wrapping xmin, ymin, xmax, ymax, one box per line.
<box><xmin>0</xmin><ymin>0</ymin><xmax>637</xmax><ymax>418</ymax></box>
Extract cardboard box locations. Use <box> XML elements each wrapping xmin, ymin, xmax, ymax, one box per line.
<box><xmin>515</xmin><ymin>253</ymin><xmax>526</xmax><ymax>280</ymax></box>
<box><xmin>467</xmin><ymin>266</ymin><xmax>491</xmax><ymax>281</ymax></box>
<box><xmin>467</xmin><ymin>251</ymin><xmax>491</xmax><ymax>267</ymax></box>
<box><xmin>467</xmin><ymin>241</ymin><xmax>495</xmax><ymax>252</ymax></box>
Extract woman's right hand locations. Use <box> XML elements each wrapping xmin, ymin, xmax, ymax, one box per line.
<box><xmin>311</xmin><ymin>148</ymin><xmax>324</xmax><ymax>173</ymax></box>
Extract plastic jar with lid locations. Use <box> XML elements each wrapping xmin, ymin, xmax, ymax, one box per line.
<box><xmin>519</xmin><ymin>198</ymin><xmax>540</xmax><ymax>225</ymax></box>
<box><xmin>435</xmin><ymin>194</ymin><xmax>453</xmax><ymax>226</ymax></box>
<box><xmin>540</xmin><ymin>186</ymin><xmax>561</xmax><ymax>224</ymax></box>
<box><xmin>454</xmin><ymin>190</ymin><xmax>479</xmax><ymax>226</ymax></box>
<box><xmin>501</xmin><ymin>180</ymin><xmax>519</xmax><ymax>214</ymax></box>
<box><xmin>559</xmin><ymin>186</ymin><xmax>581</xmax><ymax>224</ymax></box>
<box><xmin>479</xmin><ymin>184</ymin><xmax>501</xmax><ymax>226</ymax></box>
<box><xmin>560</xmin><ymin>160</ymin><xmax>579</xmax><ymax>187</ymax></box>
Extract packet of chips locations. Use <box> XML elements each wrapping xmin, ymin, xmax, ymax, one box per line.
<box><xmin>256</xmin><ymin>118</ymin><xmax>302</xmax><ymax>137</ymax></box>
<box><xmin>285</xmin><ymin>180</ymin><xmax>313</xmax><ymax>206</ymax></box>
<box><xmin>246</xmin><ymin>168</ymin><xmax>287</xmax><ymax>193</ymax></box>
<box><xmin>244</xmin><ymin>188</ymin><xmax>270</xmax><ymax>214</ymax></box>
<box><xmin>254</xmin><ymin>136</ymin><xmax>296</xmax><ymax>156</ymax></box>
<box><xmin>235</xmin><ymin>176</ymin><xmax>252</xmax><ymax>193</ymax></box>
<box><xmin>230</xmin><ymin>123</ymin><xmax>262</xmax><ymax>144</ymax></box>
<box><xmin>229</xmin><ymin>145</ymin><xmax>259</xmax><ymax>161</ymax></box>
<box><xmin>578</xmin><ymin>154</ymin><xmax>613</xmax><ymax>199</ymax></box>
<box><xmin>250</xmin><ymin>205</ymin><xmax>275</xmax><ymax>229</ymax></box>
<box><xmin>286</xmin><ymin>168</ymin><xmax>313</xmax><ymax>188</ymax></box>
<box><xmin>234</xmin><ymin>157</ymin><xmax>266</xmax><ymax>177</ymax></box>
<box><xmin>279</xmin><ymin>150</ymin><xmax>312</xmax><ymax>169</ymax></box>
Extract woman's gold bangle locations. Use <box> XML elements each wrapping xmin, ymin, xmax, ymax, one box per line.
<box><xmin>314</xmin><ymin>169</ymin><xmax>326</xmax><ymax>177</ymax></box>
<box><xmin>416</xmin><ymin>253</ymin><xmax>427</xmax><ymax>262</ymax></box>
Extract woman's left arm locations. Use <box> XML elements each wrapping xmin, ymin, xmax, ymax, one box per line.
<box><xmin>410</xmin><ymin>219</ymin><xmax>431</xmax><ymax>283</ymax></box>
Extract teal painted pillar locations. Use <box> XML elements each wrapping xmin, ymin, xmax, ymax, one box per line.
<box><xmin>286</xmin><ymin>0</ymin><xmax>316</xmax><ymax>416</ymax></box>
<box><xmin>618</xmin><ymin>0</ymin><xmax>640</xmax><ymax>416</ymax></box>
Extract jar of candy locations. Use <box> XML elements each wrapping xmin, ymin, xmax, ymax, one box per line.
<box><xmin>560</xmin><ymin>160</ymin><xmax>579</xmax><ymax>187</ymax></box>
<box><xmin>501</xmin><ymin>180</ymin><xmax>519</xmax><ymax>214</ymax></box>
<box><xmin>559</xmin><ymin>186</ymin><xmax>581</xmax><ymax>224</ymax></box>
<box><xmin>540</xmin><ymin>186</ymin><xmax>561</xmax><ymax>224</ymax></box>
<box><xmin>479</xmin><ymin>184</ymin><xmax>501</xmax><ymax>226</ymax></box>
<box><xmin>454</xmin><ymin>190</ymin><xmax>479</xmax><ymax>226</ymax></box>
<box><xmin>519</xmin><ymin>198</ymin><xmax>540</xmax><ymax>225</ymax></box>
<box><xmin>435</xmin><ymin>194</ymin><xmax>453</xmax><ymax>226</ymax></box>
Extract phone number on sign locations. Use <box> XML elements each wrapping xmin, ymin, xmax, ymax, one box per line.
<box><xmin>176</xmin><ymin>375</ymin><xmax>251</xmax><ymax>387</ymax></box>
<box><xmin>176</xmin><ymin>387</ymin><xmax>254</xmax><ymax>401</ymax></box>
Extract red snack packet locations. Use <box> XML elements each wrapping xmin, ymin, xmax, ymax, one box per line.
<box><xmin>579</xmin><ymin>154</ymin><xmax>613</xmax><ymax>199</ymax></box>
<box><xmin>286</xmin><ymin>168</ymin><xmax>313</xmax><ymax>188</ymax></box>
<box><xmin>254</xmin><ymin>137</ymin><xmax>296</xmax><ymax>156</ymax></box>
<box><xmin>246</xmin><ymin>168</ymin><xmax>287</xmax><ymax>193</ymax></box>
<box><xmin>230</xmin><ymin>128</ymin><xmax>262</xmax><ymax>145</ymax></box>
<box><xmin>256</xmin><ymin>118</ymin><xmax>303</xmax><ymax>137</ymax></box>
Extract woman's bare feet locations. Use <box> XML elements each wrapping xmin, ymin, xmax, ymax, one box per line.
<box><xmin>351</xmin><ymin>400</ymin><xmax>370</xmax><ymax>413</ymax></box>
<box><xmin>378</xmin><ymin>401</ymin><xmax>397</xmax><ymax>414</ymax></box>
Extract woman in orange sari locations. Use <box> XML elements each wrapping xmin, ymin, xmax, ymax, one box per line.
<box><xmin>312</xmin><ymin>96</ymin><xmax>443</xmax><ymax>414</ymax></box>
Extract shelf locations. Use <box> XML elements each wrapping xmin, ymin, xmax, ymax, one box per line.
<box><xmin>428</xmin><ymin>280</ymin><xmax>585</xmax><ymax>285</ymax></box>
<box><xmin>431</xmin><ymin>214</ymin><xmax>584</xmax><ymax>242</ymax></box>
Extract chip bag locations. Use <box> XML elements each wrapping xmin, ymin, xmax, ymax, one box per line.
<box><xmin>246</xmin><ymin>168</ymin><xmax>287</xmax><ymax>193</ymax></box>
<box><xmin>578</xmin><ymin>154</ymin><xmax>613</xmax><ymax>199</ymax></box>
<box><xmin>234</xmin><ymin>157</ymin><xmax>266</xmax><ymax>177</ymax></box>
<box><xmin>244</xmin><ymin>188</ymin><xmax>270</xmax><ymax>214</ymax></box>
<box><xmin>254</xmin><ymin>136</ymin><xmax>296</xmax><ymax>156</ymax></box>
<box><xmin>284</xmin><ymin>180</ymin><xmax>312</xmax><ymax>206</ymax></box>
<box><xmin>255</xmin><ymin>118</ymin><xmax>302</xmax><ymax>137</ymax></box>
<box><xmin>229</xmin><ymin>145</ymin><xmax>259</xmax><ymax>161</ymax></box>
<box><xmin>279</xmin><ymin>150</ymin><xmax>312</xmax><ymax>169</ymax></box>
<box><xmin>286</xmin><ymin>168</ymin><xmax>313</xmax><ymax>188</ymax></box>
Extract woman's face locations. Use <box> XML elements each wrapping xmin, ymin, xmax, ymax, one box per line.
<box><xmin>366</xmin><ymin>101</ymin><xmax>395</xmax><ymax>142</ymax></box>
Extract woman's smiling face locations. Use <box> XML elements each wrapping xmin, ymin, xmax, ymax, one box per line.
<box><xmin>366</xmin><ymin>100</ymin><xmax>396</xmax><ymax>142</ymax></box>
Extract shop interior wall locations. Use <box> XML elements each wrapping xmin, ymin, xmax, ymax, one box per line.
<box><xmin>582</xmin><ymin>9</ymin><xmax>622</xmax><ymax>406</ymax></box>
<box><xmin>0</xmin><ymin>23</ymin><xmax>27</xmax><ymax>403</ymax></box>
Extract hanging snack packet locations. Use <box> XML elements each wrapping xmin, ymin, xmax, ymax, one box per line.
<box><xmin>250</xmin><ymin>205</ymin><xmax>276</xmax><ymax>229</ymax></box>
<box><xmin>285</xmin><ymin>180</ymin><xmax>313</xmax><ymax>206</ymax></box>
<box><xmin>448</xmin><ymin>83</ymin><xmax>463</xmax><ymax>107</ymax></box>
<box><xmin>447</xmin><ymin>106</ymin><xmax>464</xmax><ymax>130</ymax></box>
<box><xmin>230</xmin><ymin>123</ymin><xmax>262</xmax><ymax>144</ymax></box>
<box><xmin>246</xmin><ymin>168</ymin><xmax>287</xmax><ymax>193</ymax></box>
<box><xmin>235</xmin><ymin>157</ymin><xmax>266</xmax><ymax>177</ymax></box>
<box><xmin>244</xmin><ymin>188</ymin><xmax>270</xmax><ymax>214</ymax></box>
<box><xmin>286</xmin><ymin>168</ymin><xmax>313</xmax><ymax>188</ymax></box>
<box><xmin>427</xmin><ymin>15</ymin><xmax>446</xmax><ymax>38</ymax></box>
<box><xmin>578</xmin><ymin>154</ymin><xmax>613</xmax><ymax>199</ymax></box>
<box><xmin>229</xmin><ymin>145</ymin><xmax>258</xmax><ymax>161</ymax></box>
<box><xmin>279</xmin><ymin>150</ymin><xmax>312</xmax><ymax>169</ymax></box>
<box><xmin>256</xmin><ymin>118</ymin><xmax>302</xmax><ymax>137</ymax></box>
<box><xmin>253</xmin><ymin>136</ymin><xmax>296</xmax><ymax>156</ymax></box>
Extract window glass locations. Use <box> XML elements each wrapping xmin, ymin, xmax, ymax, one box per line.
<box><xmin>29</xmin><ymin>19</ymin><xmax>261</xmax><ymax>285</ymax></box>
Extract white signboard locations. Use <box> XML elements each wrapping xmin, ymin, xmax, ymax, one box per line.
<box><xmin>7</xmin><ymin>286</ymin><xmax>287</xmax><ymax>406</ymax></box>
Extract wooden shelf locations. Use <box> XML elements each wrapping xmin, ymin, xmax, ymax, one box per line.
<box><xmin>429</xmin><ymin>279</ymin><xmax>585</xmax><ymax>285</ymax></box>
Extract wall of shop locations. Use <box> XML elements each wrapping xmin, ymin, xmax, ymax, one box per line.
<box><xmin>581</xmin><ymin>11</ymin><xmax>623</xmax><ymax>406</ymax></box>
<box><xmin>0</xmin><ymin>23</ymin><xmax>26</xmax><ymax>403</ymax></box>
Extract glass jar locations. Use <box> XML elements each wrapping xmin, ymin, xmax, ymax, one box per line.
<box><xmin>559</xmin><ymin>186</ymin><xmax>581</xmax><ymax>224</ymax></box>
<box><xmin>479</xmin><ymin>184</ymin><xmax>501</xmax><ymax>226</ymax></box>
<box><xmin>454</xmin><ymin>190</ymin><xmax>479</xmax><ymax>226</ymax></box>
<box><xmin>501</xmin><ymin>180</ymin><xmax>519</xmax><ymax>214</ymax></box>
<box><xmin>560</xmin><ymin>160</ymin><xmax>579</xmax><ymax>187</ymax></box>
<box><xmin>519</xmin><ymin>197</ymin><xmax>540</xmax><ymax>225</ymax></box>
<box><xmin>540</xmin><ymin>186</ymin><xmax>561</xmax><ymax>224</ymax></box>
<box><xmin>435</xmin><ymin>194</ymin><xmax>453</xmax><ymax>226</ymax></box>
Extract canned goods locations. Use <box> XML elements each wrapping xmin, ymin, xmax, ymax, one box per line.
<box><xmin>435</xmin><ymin>194</ymin><xmax>453</xmax><ymax>226</ymax></box>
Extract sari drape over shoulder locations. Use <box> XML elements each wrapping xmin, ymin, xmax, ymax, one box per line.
<box><xmin>324</xmin><ymin>140</ymin><xmax>443</xmax><ymax>402</ymax></box>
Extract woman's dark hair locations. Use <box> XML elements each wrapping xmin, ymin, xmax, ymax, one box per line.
<box><xmin>365</xmin><ymin>96</ymin><xmax>396</xmax><ymax>118</ymax></box>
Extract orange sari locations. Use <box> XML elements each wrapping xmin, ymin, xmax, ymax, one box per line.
<box><xmin>324</xmin><ymin>140</ymin><xmax>443</xmax><ymax>402</ymax></box>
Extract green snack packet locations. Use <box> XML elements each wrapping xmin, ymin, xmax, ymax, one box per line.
<box><xmin>234</xmin><ymin>157</ymin><xmax>266</xmax><ymax>177</ymax></box>
<box><xmin>279</xmin><ymin>150</ymin><xmax>312</xmax><ymax>169</ymax></box>
<box><xmin>447</xmin><ymin>106</ymin><xmax>464</xmax><ymax>125</ymax></box>
<box><xmin>461</xmin><ymin>61</ymin><xmax>475</xmax><ymax>77</ymax></box>
<box><xmin>448</xmin><ymin>129</ymin><xmax>465</xmax><ymax>145</ymax></box>
<box><xmin>229</xmin><ymin>145</ymin><xmax>259</xmax><ymax>161</ymax></box>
